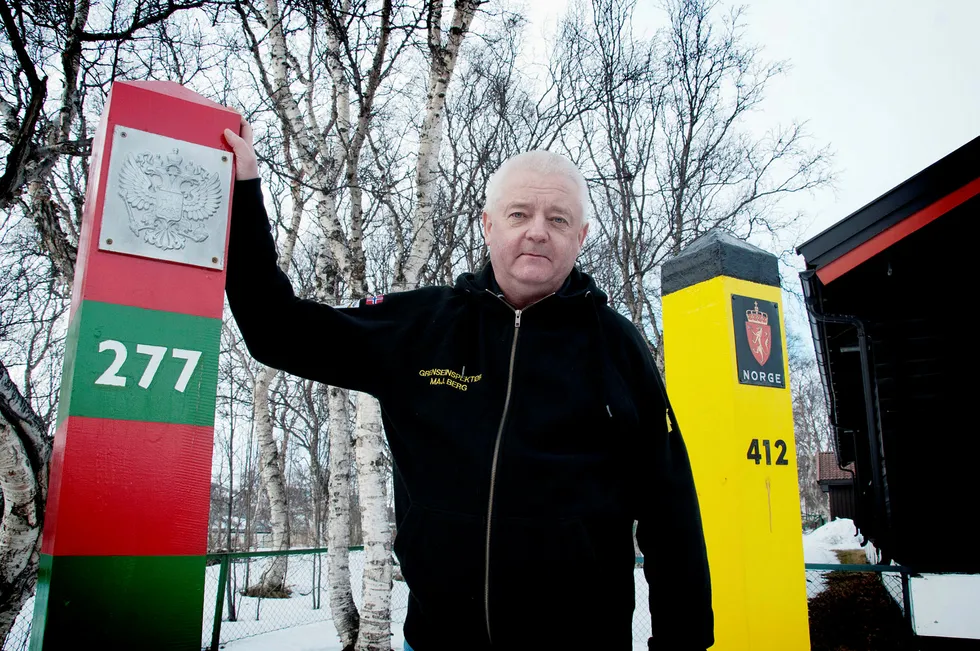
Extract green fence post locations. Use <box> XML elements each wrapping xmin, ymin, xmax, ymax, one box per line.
<box><xmin>210</xmin><ymin>554</ymin><xmax>229</xmax><ymax>650</ymax></box>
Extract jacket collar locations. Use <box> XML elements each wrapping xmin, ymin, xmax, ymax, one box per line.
<box><xmin>456</xmin><ymin>262</ymin><xmax>607</xmax><ymax>305</ymax></box>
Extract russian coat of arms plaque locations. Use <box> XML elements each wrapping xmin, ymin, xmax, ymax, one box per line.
<box><xmin>99</xmin><ymin>125</ymin><xmax>233</xmax><ymax>269</ymax></box>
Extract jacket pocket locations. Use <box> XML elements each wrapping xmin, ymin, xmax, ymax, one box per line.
<box><xmin>488</xmin><ymin>516</ymin><xmax>607</xmax><ymax>645</ymax></box>
<box><xmin>394</xmin><ymin>505</ymin><xmax>484</xmax><ymax>617</ymax></box>
<box><xmin>491</xmin><ymin>516</ymin><xmax>597</xmax><ymax>600</ymax></box>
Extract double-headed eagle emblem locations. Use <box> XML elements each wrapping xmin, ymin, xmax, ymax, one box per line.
<box><xmin>117</xmin><ymin>148</ymin><xmax>221</xmax><ymax>250</ymax></box>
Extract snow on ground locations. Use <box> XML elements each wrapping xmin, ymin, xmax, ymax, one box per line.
<box><xmin>222</xmin><ymin>614</ymin><xmax>409</xmax><ymax>651</ymax></box>
<box><xmin>0</xmin><ymin>552</ymin><xmax>651</xmax><ymax>650</ymax></box>
<box><xmin>8</xmin><ymin>519</ymin><xmax>975</xmax><ymax>649</ymax></box>
<box><xmin>221</xmin><ymin>562</ymin><xmax>653</xmax><ymax>651</ymax></box>
<box><xmin>213</xmin><ymin>555</ymin><xmax>653</xmax><ymax>650</ymax></box>
<box><xmin>203</xmin><ymin>551</ymin><xmax>408</xmax><ymax>648</ymax></box>
<box><xmin>802</xmin><ymin>518</ymin><xmax>865</xmax><ymax>598</ymax></box>
<box><xmin>802</xmin><ymin>518</ymin><xmax>864</xmax><ymax>564</ymax></box>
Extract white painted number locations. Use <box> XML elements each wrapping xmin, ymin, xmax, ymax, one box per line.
<box><xmin>171</xmin><ymin>348</ymin><xmax>202</xmax><ymax>393</ymax></box>
<box><xmin>135</xmin><ymin>344</ymin><xmax>168</xmax><ymax>389</ymax></box>
<box><xmin>95</xmin><ymin>341</ymin><xmax>202</xmax><ymax>392</ymax></box>
<box><xmin>95</xmin><ymin>340</ymin><xmax>128</xmax><ymax>387</ymax></box>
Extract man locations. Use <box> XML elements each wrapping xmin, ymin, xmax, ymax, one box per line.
<box><xmin>223</xmin><ymin>121</ymin><xmax>713</xmax><ymax>650</ymax></box>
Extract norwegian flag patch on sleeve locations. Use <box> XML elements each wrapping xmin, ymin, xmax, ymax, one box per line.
<box><xmin>365</xmin><ymin>294</ymin><xmax>384</xmax><ymax>306</ymax></box>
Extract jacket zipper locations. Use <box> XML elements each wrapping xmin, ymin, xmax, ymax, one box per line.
<box><xmin>483</xmin><ymin>291</ymin><xmax>550</xmax><ymax>642</ymax></box>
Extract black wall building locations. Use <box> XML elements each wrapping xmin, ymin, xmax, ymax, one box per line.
<box><xmin>797</xmin><ymin>135</ymin><xmax>980</xmax><ymax>574</ymax></box>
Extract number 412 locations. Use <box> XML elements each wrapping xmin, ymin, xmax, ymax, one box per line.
<box><xmin>746</xmin><ymin>438</ymin><xmax>789</xmax><ymax>466</ymax></box>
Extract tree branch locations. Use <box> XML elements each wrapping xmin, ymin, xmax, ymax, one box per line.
<box><xmin>80</xmin><ymin>0</ymin><xmax>209</xmax><ymax>41</ymax></box>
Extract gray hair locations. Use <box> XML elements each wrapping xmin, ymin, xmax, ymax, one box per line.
<box><xmin>483</xmin><ymin>150</ymin><xmax>591</xmax><ymax>224</ymax></box>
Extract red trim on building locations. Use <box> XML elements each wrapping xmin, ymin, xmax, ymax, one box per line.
<box><xmin>817</xmin><ymin>176</ymin><xmax>980</xmax><ymax>285</ymax></box>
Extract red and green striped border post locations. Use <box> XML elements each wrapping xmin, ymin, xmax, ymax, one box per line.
<box><xmin>31</xmin><ymin>81</ymin><xmax>239</xmax><ymax>649</ymax></box>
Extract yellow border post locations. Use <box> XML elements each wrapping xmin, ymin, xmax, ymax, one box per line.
<box><xmin>662</xmin><ymin>231</ymin><xmax>809</xmax><ymax>650</ymax></box>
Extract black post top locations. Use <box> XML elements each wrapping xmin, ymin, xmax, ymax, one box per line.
<box><xmin>661</xmin><ymin>229</ymin><xmax>780</xmax><ymax>295</ymax></box>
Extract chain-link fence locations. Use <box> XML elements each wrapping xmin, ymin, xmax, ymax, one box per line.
<box><xmin>805</xmin><ymin>562</ymin><xmax>914</xmax><ymax>651</ymax></box>
<box><xmin>202</xmin><ymin>547</ymin><xmax>409</xmax><ymax>649</ymax></box>
<box><xmin>202</xmin><ymin>551</ymin><xmax>653</xmax><ymax>650</ymax></box>
<box><xmin>3</xmin><ymin>558</ymin><xmax>921</xmax><ymax>650</ymax></box>
<box><xmin>2</xmin><ymin>595</ymin><xmax>33</xmax><ymax>651</ymax></box>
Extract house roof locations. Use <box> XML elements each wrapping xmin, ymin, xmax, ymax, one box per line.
<box><xmin>796</xmin><ymin>134</ymin><xmax>980</xmax><ymax>283</ymax></box>
<box><xmin>817</xmin><ymin>451</ymin><xmax>854</xmax><ymax>483</ymax></box>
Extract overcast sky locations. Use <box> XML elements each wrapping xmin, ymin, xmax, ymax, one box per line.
<box><xmin>521</xmin><ymin>0</ymin><xmax>980</xmax><ymax>251</ymax></box>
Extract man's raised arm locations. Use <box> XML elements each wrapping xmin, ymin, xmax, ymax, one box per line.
<box><xmin>222</xmin><ymin>120</ymin><xmax>399</xmax><ymax>397</ymax></box>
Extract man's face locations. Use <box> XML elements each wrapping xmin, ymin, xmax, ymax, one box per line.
<box><xmin>482</xmin><ymin>170</ymin><xmax>588</xmax><ymax>303</ymax></box>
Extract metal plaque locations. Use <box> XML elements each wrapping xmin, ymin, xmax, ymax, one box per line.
<box><xmin>99</xmin><ymin>125</ymin><xmax>233</xmax><ymax>269</ymax></box>
<box><xmin>732</xmin><ymin>294</ymin><xmax>785</xmax><ymax>388</ymax></box>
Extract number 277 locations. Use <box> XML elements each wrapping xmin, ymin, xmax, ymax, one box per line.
<box><xmin>94</xmin><ymin>340</ymin><xmax>201</xmax><ymax>393</ymax></box>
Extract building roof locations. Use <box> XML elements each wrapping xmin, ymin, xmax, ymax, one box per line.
<box><xmin>817</xmin><ymin>451</ymin><xmax>854</xmax><ymax>483</ymax></box>
<box><xmin>797</xmin><ymin>134</ymin><xmax>980</xmax><ymax>282</ymax></box>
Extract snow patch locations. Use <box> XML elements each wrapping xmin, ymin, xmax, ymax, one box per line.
<box><xmin>802</xmin><ymin>518</ymin><xmax>863</xmax><ymax>564</ymax></box>
<box><xmin>802</xmin><ymin>518</ymin><xmax>865</xmax><ymax>598</ymax></box>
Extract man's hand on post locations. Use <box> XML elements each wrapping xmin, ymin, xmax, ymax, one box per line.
<box><xmin>223</xmin><ymin>117</ymin><xmax>260</xmax><ymax>181</ymax></box>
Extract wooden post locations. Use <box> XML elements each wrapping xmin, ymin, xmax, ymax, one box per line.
<box><xmin>31</xmin><ymin>81</ymin><xmax>239</xmax><ymax>649</ymax></box>
<box><xmin>662</xmin><ymin>229</ymin><xmax>810</xmax><ymax>651</ymax></box>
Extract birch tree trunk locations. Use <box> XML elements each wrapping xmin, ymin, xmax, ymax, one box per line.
<box><xmin>245</xmin><ymin>156</ymin><xmax>306</xmax><ymax>596</ymax></box>
<box><xmin>249</xmin><ymin>366</ymin><xmax>291</xmax><ymax>594</ymax></box>
<box><xmin>353</xmin><ymin>392</ymin><xmax>391</xmax><ymax>651</ymax></box>
<box><xmin>0</xmin><ymin>360</ymin><xmax>50</xmax><ymax>642</ymax></box>
<box><xmin>20</xmin><ymin>0</ymin><xmax>90</xmax><ymax>286</ymax></box>
<box><xmin>236</xmin><ymin>0</ymin><xmax>344</xmax><ymax>596</ymax></box>
<box><xmin>314</xmin><ymin>202</ymin><xmax>360</xmax><ymax>646</ymax></box>
<box><xmin>0</xmin><ymin>421</ymin><xmax>41</xmax><ymax>640</ymax></box>
<box><xmin>327</xmin><ymin>386</ymin><xmax>358</xmax><ymax>649</ymax></box>
<box><xmin>324</xmin><ymin>1</ymin><xmax>397</xmax><ymax>645</ymax></box>
<box><xmin>394</xmin><ymin>0</ymin><xmax>482</xmax><ymax>290</ymax></box>
<box><xmin>318</xmin><ymin>23</ymin><xmax>361</xmax><ymax>634</ymax></box>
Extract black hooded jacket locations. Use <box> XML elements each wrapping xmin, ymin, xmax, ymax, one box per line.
<box><xmin>225</xmin><ymin>179</ymin><xmax>713</xmax><ymax>650</ymax></box>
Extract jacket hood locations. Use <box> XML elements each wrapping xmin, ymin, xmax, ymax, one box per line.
<box><xmin>455</xmin><ymin>262</ymin><xmax>608</xmax><ymax>305</ymax></box>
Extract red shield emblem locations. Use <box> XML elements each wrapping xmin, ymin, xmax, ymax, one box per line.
<box><xmin>745</xmin><ymin>301</ymin><xmax>771</xmax><ymax>366</ymax></box>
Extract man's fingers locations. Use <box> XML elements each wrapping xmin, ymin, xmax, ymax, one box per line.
<box><xmin>222</xmin><ymin>126</ymin><xmax>260</xmax><ymax>181</ymax></box>
<box><xmin>240</xmin><ymin>118</ymin><xmax>254</xmax><ymax>148</ymax></box>
<box><xmin>223</xmin><ymin>128</ymin><xmax>241</xmax><ymax>147</ymax></box>
<box><xmin>223</xmin><ymin>128</ymin><xmax>247</xmax><ymax>156</ymax></box>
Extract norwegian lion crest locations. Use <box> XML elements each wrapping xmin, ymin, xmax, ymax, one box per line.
<box><xmin>117</xmin><ymin>148</ymin><xmax>222</xmax><ymax>250</ymax></box>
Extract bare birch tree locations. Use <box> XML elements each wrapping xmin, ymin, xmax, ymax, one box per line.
<box><xmin>230</xmin><ymin>0</ymin><xmax>344</xmax><ymax>596</ymax></box>
<box><xmin>245</xmin><ymin>140</ymin><xmax>313</xmax><ymax>593</ymax></box>
<box><xmin>319</xmin><ymin>0</ymin><xmax>403</xmax><ymax>645</ymax></box>
<box><xmin>232</xmin><ymin>0</ymin><xmax>415</xmax><ymax>641</ymax></box>
<box><xmin>394</xmin><ymin>0</ymin><xmax>482</xmax><ymax>290</ymax></box>
<box><xmin>659</xmin><ymin>0</ymin><xmax>832</xmax><ymax>257</ymax></box>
